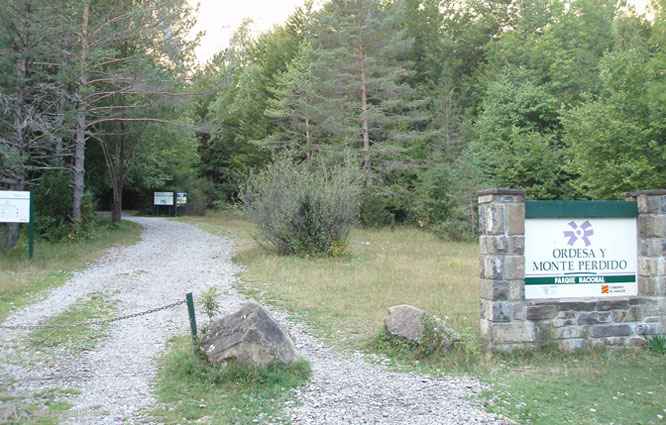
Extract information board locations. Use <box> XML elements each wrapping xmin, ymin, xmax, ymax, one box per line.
<box><xmin>154</xmin><ymin>192</ymin><xmax>174</xmax><ymax>206</ymax></box>
<box><xmin>176</xmin><ymin>193</ymin><xmax>187</xmax><ymax>205</ymax></box>
<box><xmin>525</xmin><ymin>217</ymin><xmax>637</xmax><ymax>299</ymax></box>
<box><xmin>0</xmin><ymin>191</ymin><xmax>31</xmax><ymax>223</ymax></box>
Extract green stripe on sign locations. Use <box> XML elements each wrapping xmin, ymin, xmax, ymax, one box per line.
<box><xmin>525</xmin><ymin>275</ymin><xmax>636</xmax><ymax>285</ymax></box>
<box><xmin>525</xmin><ymin>200</ymin><xmax>637</xmax><ymax>218</ymax></box>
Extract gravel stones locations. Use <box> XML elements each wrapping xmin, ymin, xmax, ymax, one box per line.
<box><xmin>283</xmin><ymin>319</ymin><xmax>511</xmax><ymax>425</ymax></box>
<box><xmin>0</xmin><ymin>216</ymin><xmax>512</xmax><ymax>424</ymax></box>
<box><xmin>0</xmin><ymin>217</ymin><xmax>244</xmax><ymax>425</ymax></box>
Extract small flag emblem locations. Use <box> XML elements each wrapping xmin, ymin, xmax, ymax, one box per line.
<box><xmin>601</xmin><ymin>285</ymin><xmax>609</xmax><ymax>294</ymax></box>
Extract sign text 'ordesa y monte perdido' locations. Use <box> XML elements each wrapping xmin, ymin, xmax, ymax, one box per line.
<box><xmin>525</xmin><ymin>204</ymin><xmax>637</xmax><ymax>299</ymax></box>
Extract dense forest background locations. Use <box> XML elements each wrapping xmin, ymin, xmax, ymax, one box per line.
<box><xmin>1</xmin><ymin>0</ymin><xmax>665</xmax><ymax>247</ymax></box>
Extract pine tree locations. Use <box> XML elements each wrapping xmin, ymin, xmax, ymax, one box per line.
<box><xmin>0</xmin><ymin>0</ymin><xmax>70</xmax><ymax>248</ymax></box>
<box><xmin>265</xmin><ymin>39</ymin><xmax>325</xmax><ymax>160</ymax></box>
<box><xmin>308</xmin><ymin>0</ymin><xmax>423</xmax><ymax>186</ymax></box>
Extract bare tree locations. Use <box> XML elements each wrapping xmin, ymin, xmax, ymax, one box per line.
<box><xmin>52</xmin><ymin>0</ymin><xmax>198</xmax><ymax>230</ymax></box>
<box><xmin>0</xmin><ymin>0</ymin><xmax>72</xmax><ymax>248</ymax></box>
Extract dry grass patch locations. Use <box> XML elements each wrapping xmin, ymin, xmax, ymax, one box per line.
<box><xmin>178</xmin><ymin>210</ymin><xmax>479</xmax><ymax>346</ymax></box>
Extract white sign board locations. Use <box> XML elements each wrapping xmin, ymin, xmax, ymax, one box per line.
<box><xmin>154</xmin><ymin>192</ymin><xmax>174</xmax><ymax>206</ymax></box>
<box><xmin>176</xmin><ymin>193</ymin><xmax>187</xmax><ymax>205</ymax></box>
<box><xmin>0</xmin><ymin>191</ymin><xmax>31</xmax><ymax>223</ymax></box>
<box><xmin>525</xmin><ymin>218</ymin><xmax>637</xmax><ymax>299</ymax></box>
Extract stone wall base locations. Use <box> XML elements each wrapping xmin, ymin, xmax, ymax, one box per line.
<box><xmin>486</xmin><ymin>296</ymin><xmax>666</xmax><ymax>351</ymax></box>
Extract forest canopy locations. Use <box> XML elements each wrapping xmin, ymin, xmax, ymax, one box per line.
<box><xmin>2</xmin><ymin>0</ymin><xmax>665</xmax><ymax>246</ymax></box>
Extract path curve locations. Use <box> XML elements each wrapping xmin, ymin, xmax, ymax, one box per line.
<box><xmin>0</xmin><ymin>217</ymin><xmax>510</xmax><ymax>424</ymax></box>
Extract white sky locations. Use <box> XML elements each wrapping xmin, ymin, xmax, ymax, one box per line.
<box><xmin>189</xmin><ymin>0</ymin><xmax>317</xmax><ymax>65</ymax></box>
<box><xmin>189</xmin><ymin>0</ymin><xmax>652</xmax><ymax>65</ymax></box>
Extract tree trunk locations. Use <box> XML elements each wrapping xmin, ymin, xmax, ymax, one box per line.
<box><xmin>111</xmin><ymin>122</ymin><xmax>127</xmax><ymax>224</ymax></box>
<box><xmin>305</xmin><ymin>117</ymin><xmax>312</xmax><ymax>160</ymax></box>
<box><xmin>6</xmin><ymin>51</ymin><xmax>27</xmax><ymax>249</ymax></box>
<box><xmin>5</xmin><ymin>181</ymin><xmax>25</xmax><ymax>250</ymax></box>
<box><xmin>55</xmin><ymin>92</ymin><xmax>65</xmax><ymax>158</ymax></box>
<box><xmin>359</xmin><ymin>42</ymin><xmax>372</xmax><ymax>187</ymax></box>
<box><xmin>111</xmin><ymin>183</ymin><xmax>123</xmax><ymax>224</ymax></box>
<box><xmin>72</xmin><ymin>3</ymin><xmax>89</xmax><ymax>234</ymax></box>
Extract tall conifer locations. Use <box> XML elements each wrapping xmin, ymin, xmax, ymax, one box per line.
<box><xmin>309</xmin><ymin>0</ymin><xmax>423</xmax><ymax>186</ymax></box>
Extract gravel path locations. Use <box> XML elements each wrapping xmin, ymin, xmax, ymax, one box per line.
<box><xmin>0</xmin><ymin>217</ymin><xmax>511</xmax><ymax>424</ymax></box>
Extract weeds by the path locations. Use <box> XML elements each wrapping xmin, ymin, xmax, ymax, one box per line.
<box><xmin>0</xmin><ymin>387</ymin><xmax>80</xmax><ymax>425</ymax></box>
<box><xmin>28</xmin><ymin>291</ymin><xmax>118</xmax><ymax>356</ymax></box>
<box><xmin>152</xmin><ymin>337</ymin><xmax>311</xmax><ymax>425</ymax></box>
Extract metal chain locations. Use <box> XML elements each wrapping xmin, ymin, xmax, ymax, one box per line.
<box><xmin>0</xmin><ymin>299</ymin><xmax>186</xmax><ymax>331</ymax></box>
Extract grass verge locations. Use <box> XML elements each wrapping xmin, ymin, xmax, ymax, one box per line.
<box><xmin>0</xmin><ymin>387</ymin><xmax>80</xmax><ymax>425</ymax></box>
<box><xmin>151</xmin><ymin>337</ymin><xmax>311</xmax><ymax>425</ymax></box>
<box><xmin>0</xmin><ymin>218</ymin><xmax>141</xmax><ymax>322</ymax></box>
<box><xmin>28</xmin><ymin>292</ymin><xmax>118</xmax><ymax>355</ymax></box>
<box><xmin>179</xmin><ymin>209</ymin><xmax>666</xmax><ymax>425</ymax></box>
<box><xmin>483</xmin><ymin>348</ymin><xmax>666</xmax><ymax>424</ymax></box>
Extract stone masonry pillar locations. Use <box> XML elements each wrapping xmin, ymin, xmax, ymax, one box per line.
<box><xmin>478</xmin><ymin>189</ymin><xmax>531</xmax><ymax>350</ymax></box>
<box><xmin>625</xmin><ymin>190</ymin><xmax>666</xmax><ymax>297</ymax></box>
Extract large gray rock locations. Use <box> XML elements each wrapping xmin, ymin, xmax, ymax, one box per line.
<box><xmin>384</xmin><ymin>304</ymin><xmax>459</xmax><ymax>349</ymax></box>
<box><xmin>200</xmin><ymin>301</ymin><xmax>301</xmax><ymax>367</ymax></box>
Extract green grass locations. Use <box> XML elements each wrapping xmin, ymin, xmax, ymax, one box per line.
<box><xmin>28</xmin><ymin>292</ymin><xmax>118</xmax><ymax>355</ymax></box>
<box><xmin>151</xmin><ymin>337</ymin><xmax>311</xmax><ymax>425</ymax></box>
<box><xmin>179</xmin><ymin>209</ymin><xmax>666</xmax><ymax>425</ymax></box>
<box><xmin>0</xmin><ymin>219</ymin><xmax>141</xmax><ymax>322</ymax></box>
<box><xmin>0</xmin><ymin>387</ymin><xmax>80</xmax><ymax>425</ymax></box>
<box><xmin>483</xmin><ymin>349</ymin><xmax>666</xmax><ymax>424</ymax></box>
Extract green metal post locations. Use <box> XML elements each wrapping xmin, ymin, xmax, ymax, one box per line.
<box><xmin>29</xmin><ymin>191</ymin><xmax>34</xmax><ymax>260</ymax></box>
<box><xmin>186</xmin><ymin>292</ymin><xmax>198</xmax><ymax>353</ymax></box>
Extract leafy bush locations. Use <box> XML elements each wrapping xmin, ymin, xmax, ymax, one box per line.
<box><xmin>431</xmin><ymin>208</ymin><xmax>478</xmax><ymax>242</ymax></box>
<box><xmin>32</xmin><ymin>170</ymin><xmax>73</xmax><ymax>241</ymax></box>
<box><xmin>30</xmin><ymin>172</ymin><xmax>99</xmax><ymax>241</ymax></box>
<box><xmin>180</xmin><ymin>184</ymin><xmax>207</xmax><ymax>216</ymax></box>
<box><xmin>200</xmin><ymin>286</ymin><xmax>221</xmax><ymax>326</ymax></box>
<box><xmin>410</xmin><ymin>149</ymin><xmax>487</xmax><ymax>242</ymax></box>
<box><xmin>411</xmin><ymin>163</ymin><xmax>454</xmax><ymax>228</ymax></box>
<box><xmin>646</xmin><ymin>335</ymin><xmax>666</xmax><ymax>355</ymax></box>
<box><xmin>240</xmin><ymin>154</ymin><xmax>361</xmax><ymax>257</ymax></box>
<box><xmin>359</xmin><ymin>189</ymin><xmax>393</xmax><ymax>228</ymax></box>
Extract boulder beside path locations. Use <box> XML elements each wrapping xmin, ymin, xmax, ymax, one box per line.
<box><xmin>200</xmin><ymin>301</ymin><xmax>301</xmax><ymax>368</ymax></box>
<box><xmin>384</xmin><ymin>304</ymin><xmax>459</xmax><ymax>349</ymax></box>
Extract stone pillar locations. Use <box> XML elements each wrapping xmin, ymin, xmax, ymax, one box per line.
<box><xmin>478</xmin><ymin>189</ymin><xmax>530</xmax><ymax>350</ymax></box>
<box><xmin>625</xmin><ymin>190</ymin><xmax>666</xmax><ymax>297</ymax></box>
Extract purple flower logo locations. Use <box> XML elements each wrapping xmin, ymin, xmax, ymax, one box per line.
<box><xmin>564</xmin><ymin>220</ymin><xmax>593</xmax><ymax>246</ymax></box>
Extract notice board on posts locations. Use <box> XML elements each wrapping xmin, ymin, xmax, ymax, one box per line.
<box><xmin>0</xmin><ymin>191</ymin><xmax>31</xmax><ymax>223</ymax></box>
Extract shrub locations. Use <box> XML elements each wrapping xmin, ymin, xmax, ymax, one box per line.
<box><xmin>31</xmin><ymin>172</ymin><xmax>99</xmax><ymax>240</ymax></box>
<box><xmin>359</xmin><ymin>189</ymin><xmax>393</xmax><ymax>228</ymax></box>
<box><xmin>646</xmin><ymin>335</ymin><xmax>666</xmax><ymax>355</ymax></box>
<box><xmin>33</xmin><ymin>170</ymin><xmax>73</xmax><ymax>241</ymax></box>
<box><xmin>240</xmin><ymin>154</ymin><xmax>361</xmax><ymax>257</ymax></box>
<box><xmin>200</xmin><ymin>286</ymin><xmax>221</xmax><ymax>326</ymax></box>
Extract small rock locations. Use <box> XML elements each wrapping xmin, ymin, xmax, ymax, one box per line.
<box><xmin>590</xmin><ymin>408</ymin><xmax>597</xmax><ymax>413</ymax></box>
